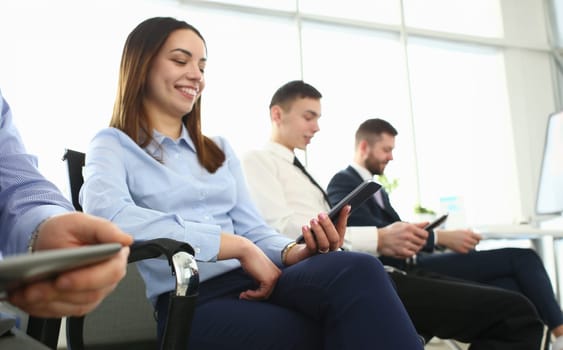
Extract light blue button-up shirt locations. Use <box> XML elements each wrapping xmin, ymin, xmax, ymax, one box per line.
<box><xmin>0</xmin><ymin>90</ymin><xmax>73</xmax><ymax>256</ymax></box>
<box><xmin>80</xmin><ymin>127</ymin><xmax>292</xmax><ymax>304</ymax></box>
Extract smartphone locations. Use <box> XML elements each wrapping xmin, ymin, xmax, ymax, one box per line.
<box><xmin>0</xmin><ymin>243</ymin><xmax>122</xmax><ymax>294</ymax></box>
<box><xmin>295</xmin><ymin>180</ymin><xmax>382</xmax><ymax>243</ymax></box>
<box><xmin>424</xmin><ymin>213</ymin><xmax>449</xmax><ymax>231</ymax></box>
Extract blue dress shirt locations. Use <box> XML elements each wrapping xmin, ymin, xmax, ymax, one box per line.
<box><xmin>80</xmin><ymin>127</ymin><xmax>291</xmax><ymax>304</ymax></box>
<box><xmin>0</xmin><ymin>90</ymin><xmax>73</xmax><ymax>256</ymax></box>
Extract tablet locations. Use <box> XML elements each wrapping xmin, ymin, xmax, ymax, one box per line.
<box><xmin>0</xmin><ymin>243</ymin><xmax>122</xmax><ymax>294</ymax></box>
<box><xmin>296</xmin><ymin>180</ymin><xmax>382</xmax><ymax>243</ymax></box>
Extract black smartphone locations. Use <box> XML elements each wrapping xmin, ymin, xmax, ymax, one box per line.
<box><xmin>424</xmin><ymin>213</ymin><xmax>449</xmax><ymax>231</ymax></box>
<box><xmin>295</xmin><ymin>180</ymin><xmax>382</xmax><ymax>243</ymax></box>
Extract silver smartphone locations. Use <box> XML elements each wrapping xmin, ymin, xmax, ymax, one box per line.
<box><xmin>0</xmin><ymin>243</ymin><xmax>122</xmax><ymax>294</ymax></box>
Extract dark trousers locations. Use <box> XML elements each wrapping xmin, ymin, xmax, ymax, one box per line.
<box><xmin>157</xmin><ymin>252</ymin><xmax>423</xmax><ymax>350</ymax></box>
<box><xmin>391</xmin><ymin>268</ymin><xmax>545</xmax><ymax>349</ymax></box>
<box><xmin>416</xmin><ymin>248</ymin><xmax>563</xmax><ymax>331</ymax></box>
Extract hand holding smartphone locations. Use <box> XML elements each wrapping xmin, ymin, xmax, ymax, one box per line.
<box><xmin>295</xmin><ymin>180</ymin><xmax>382</xmax><ymax>243</ymax></box>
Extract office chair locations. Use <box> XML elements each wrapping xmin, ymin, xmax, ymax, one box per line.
<box><xmin>28</xmin><ymin>149</ymin><xmax>200</xmax><ymax>350</ymax></box>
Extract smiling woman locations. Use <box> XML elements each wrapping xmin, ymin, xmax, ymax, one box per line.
<box><xmin>78</xmin><ymin>16</ymin><xmax>424</xmax><ymax>349</ymax></box>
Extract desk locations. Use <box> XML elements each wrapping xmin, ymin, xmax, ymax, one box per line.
<box><xmin>474</xmin><ymin>224</ymin><xmax>563</xmax><ymax>302</ymax></box>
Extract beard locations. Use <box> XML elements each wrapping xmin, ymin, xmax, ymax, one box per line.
<box><xmin>365</xmin><ymin>155</ymin><xmax>385</xmax><ymax>176</ymax></box>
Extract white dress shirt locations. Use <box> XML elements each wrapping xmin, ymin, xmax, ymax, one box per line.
<box><xmin>242</xmin><ymin>141</ymin><xmax>379</xmax><ymax>254</ymax></box>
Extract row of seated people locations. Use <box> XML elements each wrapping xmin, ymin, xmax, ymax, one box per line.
<box><xmin>2</xmin><ymin>15</ymin><xmax>561</xmax><ymax>350</ymax></box>
<box><xmin>71</xmin><ymin>16</ymin><xmax>423</xmax><ymax>349</ymax></box>
<box><xmin>241</xmin><ymin>80</ymin><xmax>563</xmax><ymax>349</ymax></box>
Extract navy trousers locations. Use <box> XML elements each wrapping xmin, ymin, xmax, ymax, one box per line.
<box><xmin>156</xmin><ymin>251</ymin><xmax>423</xmax><ymax>350</ymax></box>
<box><xmin>391</xmin><ymin>268</ymin><xmax>545</xmax><ymax>349</ymax></box>
<box><xmin>416</xmin><ymin>248</ymin><xmax>563</xmax><ymax>331</ymax></box>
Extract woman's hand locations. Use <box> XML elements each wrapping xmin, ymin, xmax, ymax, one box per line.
<box><xmin>284</xmin><ymin>205</ymin><xmax>350</xmax><ymax>266</ymax></box>
<box><xmin>218</xmin><ymin>234</ymin><xmax>281</xmax><ymax>300</ymax></box>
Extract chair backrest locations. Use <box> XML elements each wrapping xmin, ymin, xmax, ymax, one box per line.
<box><xmin>62</xmin><ymin>149</ymin><xmax>85</xmax><ymax>211</ymax></box>
<box><xmin>29</xmin><ymin>149</ymin><xmax>198</xmax><ymax>350</ymax></box>
<box><xmin>73</xmin><ymin>263</ymin><xmax>158</xmax><ymax>350</ymax></box>
<box><xmin>62</xmin><ymin>149</ymin><xmax>158</xmax><ymax>349</ymax></box>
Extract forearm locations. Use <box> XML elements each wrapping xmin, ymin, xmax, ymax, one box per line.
<box><xmin>0</xmin><ymin>107</ymin><xmax>73</xmax><ymax>254</ymax></box>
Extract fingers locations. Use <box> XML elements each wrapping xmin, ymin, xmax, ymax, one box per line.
<box><xmin>35</xmin><ymin>213</ymin><xmax>133</xmax><ymax>251</ymax></box>
<box><xmin>10</xmin><ymin>297</ymin><xmax>102</xmax><ymax>318</ymax></box>
<box><xmin>309</xmin><ymin>211</ymin><xmax>345</xmax><ymax>253</ymax></box>
<box><xmin>334</xmin><ymin>205</ymin><xmax>350</xmax><ymax>239</ymax></box>
<box><xmin>239</xmin><ymin>283</ymin><xmax>275</xmax><ymax>301</ymax></box>
<box><xmin>54</xmin><ymin>247</ymin><xmax>129</xmax><ymax>292</ymax></box>
<box><xmin>301</xmin><ymin>225</ymin><xmax>318</xmax><ymax>251</ymax></box>
<box><xmin>400</xmin><ymin>227</ymin><xmax>426</xmax><ymax>248</ymax></box>
<box><xmin>8</xmin><ymin>247</ymin><xmax>129</xmax><ymax>317</ymax></box>
<box><xmin>73</xmin><ymin>214</ymin><xmax>134</xmax><ymax>246</ymax></box>
<box><xmin>397</xmin><ymin>240</ymin><xmax>421</xmax><ymax>258</ymax></box>
<box><xmin>302</xmin><ymin>222</ymin><xmax>329</xmax><ymax>253</ymax></box>
<box><xmin>9</xmin><ymin>281</ymin><xmax>116</xmax><ymax>317</ymax></box>
<box><xmin>414</xmin><ymin>221</ymin><xmax>429</xmax><ymax>229</ymax></box>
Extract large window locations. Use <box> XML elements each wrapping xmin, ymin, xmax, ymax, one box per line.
<box><xmin>404</xmin><ymin>0</ymin><xmax>503</xmax><ymax>38</ymax></box>
<box><xmin>0</xmin><ymin>0</ymin><xmax>558</xmax><ymax>229</ymax></box>
<box><xmin>298</xmin><ymin>0</ymin><xmax>400</xmax><ymax>25</ymax></box>
<box><xmin>190</xmin><ymin>9</ymin><xmax>301</xmax><ymax>158</ymax></box>
<box><xmin>0</xmin><ymin>0</ymin><xmax>167</xmax><ymax>192</ymax></box>
<box><xmin>407</xmin><ymin>38</ymin><xmax>515</xmax><ymax>225</ymax></box>
<box><xmin>550</xmin><ymin>0</ymin><xmax>563</xmax><ymax>47</ymax></box>
<box><xmin>299</xmin><ymin>21</ymin><xmax>416</xmax><ymax>216</ymax></box>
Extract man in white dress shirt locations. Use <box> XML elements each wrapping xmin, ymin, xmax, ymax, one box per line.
<box><xmin>241</xmin><ymin>80</ymin><xmax>545</xmax><ymax>348</ymax></box>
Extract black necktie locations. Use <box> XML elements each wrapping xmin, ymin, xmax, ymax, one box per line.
<box><xmin>293</xmin><ymin>157</ymin><xmax>332</xmax><ymax>207</ymax></box>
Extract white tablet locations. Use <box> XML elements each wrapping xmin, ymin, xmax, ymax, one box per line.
<box><xmin>0</xmin><ymin>243</ymin><xmax>122</xmax><ymax>294</ymax></box>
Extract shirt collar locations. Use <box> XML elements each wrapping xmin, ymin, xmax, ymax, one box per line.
<box><xmin>145</xmin><ymin>124</ymin><xmax>195</xmax><ymax>156</ymax></box>
<box><xmin>266</xmin><ymin>141</ymin><xmax>295</xmax><ymax>164</ymax></box>
<box><xmin>350</xmin><ymin>162</ymin><xmax>374</xmax><ymax>182</ymax></box>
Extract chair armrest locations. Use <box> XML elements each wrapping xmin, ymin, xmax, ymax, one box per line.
<box><xmin>67</xmin><ymin>238</ymin><xmax>199</xmax><ymax>350</ymax></box>
<box><xmin>130</xmin><ymin>238</ymin><xmax>199</xmax><ymax>297</ymax></box>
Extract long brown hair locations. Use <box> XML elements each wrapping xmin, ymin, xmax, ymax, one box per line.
<box><xmin>110</xmin><ymin>17</ymin><xmax>225</xmax><ymax>172</ymax></box>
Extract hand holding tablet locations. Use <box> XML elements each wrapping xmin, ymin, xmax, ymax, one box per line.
<box><xmin>0</xmin><ymin>243</ymin><xmax>122</xmax><ymax>295</ymax></box>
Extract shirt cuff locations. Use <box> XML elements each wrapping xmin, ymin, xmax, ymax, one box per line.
<box><xmin>7</xmin><ymin>205</ymin><xmax>70</xmax><ymax>256</ymax></box>
<box><xmin>183</xmin><ymin>221</ymin><xmax>222</xmax><ymax>262</ymax></box>
<box><xmin>343</xmin><ymin>226</ymin><xmax>379</xmax><ymax>256</ymax></box>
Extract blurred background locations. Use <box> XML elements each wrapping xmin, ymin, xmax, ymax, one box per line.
<box><xmin>0</xmin><ymin>0</ymin><xmax>561</xmax><ymax>227</ymax></box>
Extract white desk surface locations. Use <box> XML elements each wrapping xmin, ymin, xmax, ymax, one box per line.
<box><xmin>473</xmin><ymin>224</ymin><xmax>563</xmax><ymax>239</ymax></box>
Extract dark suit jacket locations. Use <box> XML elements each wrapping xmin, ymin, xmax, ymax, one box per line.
<box><xmin>327</xmin><ymin>166</ymin><xmax>435</xmax><ymax>267</ymax></box>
